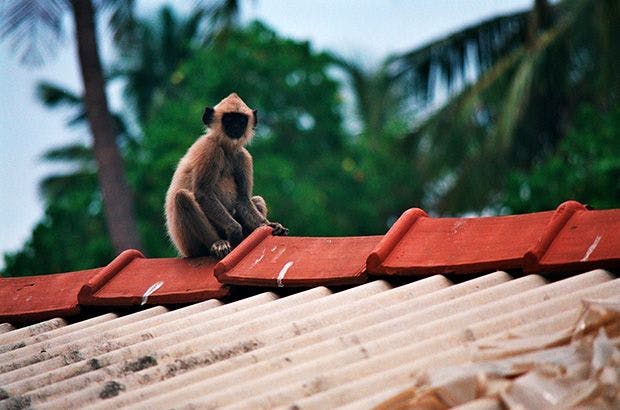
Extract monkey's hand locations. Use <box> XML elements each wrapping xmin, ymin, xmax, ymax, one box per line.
<box><xmin>267</xmin><ymin>221</ymin><xmax>289</xmax><ymax>236</ymax></box>
<box><xmin>210</xmin><ymin>240</ymin><xmax>232</xmax><ymax>259</ymax></box>
<box><xmin>226</xmin><ymin>222</ymin><xmax>244</xmax><ymax>246</ymax></box>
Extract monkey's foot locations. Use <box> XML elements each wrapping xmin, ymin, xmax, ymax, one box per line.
<box><xmin>210</xmin><ymin>240</ymin><xmax>232</xmax><ymax>259</ymax></box>
<box><xmin>267</xmin><ymin>221</ymin><xmax>289</xmax><ymax>236</ymax></box>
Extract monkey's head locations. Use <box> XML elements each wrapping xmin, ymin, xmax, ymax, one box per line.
<box><xmin>202</xmin><ymin>93</ymin><xmax>257</xmax><ymax>148</ymax></box>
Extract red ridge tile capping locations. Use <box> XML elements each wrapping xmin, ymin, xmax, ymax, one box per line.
<box><xmin>0</xmin><ymin>268</ymin><xmax>101</xmax><ymax>323</ymax></box>
<box><xmin>367</xmin><ymin>200</ymin><xmax>620</xmax><ymax>276</ymax></box>
<box><xmin>367</xmin><ymin>207</ymin><xmax>557</xmax><ymax>275</ymax></box>
<box><xmin>524</xmin><ymin>201</ymin><xmax>620</xmax><ymax>273</ymax></box>
<box><xmin>366</xmin><ymin>208</ymin><xmax>428</xmax><ymax>273</ymax></box>
<box><xmin>215</xmin><ymin>225</ymin><xmax>382</xmax><ymax>286</ymax></box>
<box><xmin>78</xmin><ymin>249</ymin><xmax>228</xmax><ymax>306</ymax></box>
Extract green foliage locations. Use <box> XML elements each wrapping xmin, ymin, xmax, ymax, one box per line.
<box><xmin>2</xmin><ymin>166</ymin><xmax>114</xmax><ymax>277</ymax></box>
<box><xmin>131</xmin><ymin>21</ymin><xmax>387</xmax><ymax>258</ymax></box>
<box><xmin>5</xmin><ymin>1</ymin><xmax>620</xmax><ymax>277</ymax></box>
<box><xmin>502</xmin><ymin>104</ymin><xmax>620</xmax><ymax>213</ymax></box>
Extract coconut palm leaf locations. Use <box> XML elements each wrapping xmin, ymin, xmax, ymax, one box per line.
<box><xmin>0</xmin><ymin>0</ymin><xmax>68</xmax><ymax>65</ymax></box>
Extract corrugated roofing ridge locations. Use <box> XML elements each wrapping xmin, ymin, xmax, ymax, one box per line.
<box><xmin>154</xmin><ymin>275</ymin><xmax>546</xmax><ymax>408</ymax></box>
<box><xmin>225</xmin><ymin>272</ymin><xmax>618</xmax><ymax>409</ymax></box>
<box><xmin>0</xmin><ymin>291</ymin><xmax>282</xmax><ymax>395</ymax></box>
<box><xmin>0</xmin><ymin>306</ymin><xmax>167</xmax><ymax>378</ymax></box>
<box><xmin>92</xmin><ymin>272</ymin><xmax>510</xmax><ymax>409</ymax></box>
<box><xmin>36</xmin><ymin>284</ymin><xmax>387</xmax><ymax>407</ymax></box>
<box><xmin>176</xmin><ymin>270</ymin><xmax>612</xmax><ymax>407</ymax></box>
<box><xmin>0</xmin><ymin>318</ymin><xmax>67</xmax><ymax>346</ymax></box>
<box><xmin>81</xmin><ymin>276</ymin><xmax>451</xmax><ymax>409</ymax></box>
<box><xmin>0</xmin><ymin>323</ymin><xmax>14</xmax><ymax>334</ymax></box>
<box><xmin>3</xmin><ymin>286</ymin><xmax>356</xmax><ymax>404</ymax></box>
<box><xmin>0</xmin><ymin>313</ymin><xmax>113</xmax><ymax>363</ymax></box>
<box><xmin>2</xmin><ymin>313</ymin><xmax>118</xmax><ymax>353</ymax></box>
<box><xmin>0</xmin><ymin>298</ymin><xmax>219</xmax><ymax>370</ymax></box>
<box><xmin>286</xmin><ymin>291</ymin><xmax>620</xmax><ymax>410</ymax></box>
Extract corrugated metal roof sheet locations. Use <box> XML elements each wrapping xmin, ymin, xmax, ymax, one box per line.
<box><xmin>1</xmin><ymin>269</ymin><xmax>617</xmax><ymax>409</ymax></box>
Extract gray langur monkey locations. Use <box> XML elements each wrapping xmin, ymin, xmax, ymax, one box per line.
<box><xmin>165</xmin><ymin>93</ymin><xmax>288</xmax><ymax>258</ymax></box>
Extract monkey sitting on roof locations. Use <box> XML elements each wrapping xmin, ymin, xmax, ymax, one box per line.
<box><xmin>165</xmin><ymin>93</ymin><xmax>288</xmax><ymax>259</ymax></box>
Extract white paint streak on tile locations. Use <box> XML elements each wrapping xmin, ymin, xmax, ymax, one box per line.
<box><xmin>141</xmin><ymin>281</ymin><xmax>164</xmax><ymax>305</ymax></box>
<box><xmin>277</xmin><ymin>261</ymin><xmax>294</xmax><ymax>288</ymax></box>
<box><xmin>250</xmin><ymin>248</ymin><xmax>267</xmax><ymax>269</ymax></box>
<box><xmin>273</xmin><ymin>247</ymin><xmax>286</xmax><ymax>262</ymax></box>
<box><xmin>581</xmin><ymin>235</ymin><xmax>602</xmax><ymax>262</ymax></box>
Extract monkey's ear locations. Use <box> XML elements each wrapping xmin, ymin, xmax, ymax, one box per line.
<box><xmin>202</xmin><ymin>107</ymin><xmax>214</xmax><ymax>126</ymax></box>
<box><xmin>252</xmin><ymin>109</ymin><xmax>258</xmax><ymax>128</ymax></box>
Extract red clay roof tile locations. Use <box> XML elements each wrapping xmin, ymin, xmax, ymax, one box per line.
<box><xmin>0</xmin><ymin>268</ymin><xmax>100</xmax><ymax>323</ymax></box>
<box><xmin>1</xmin><ymin>200</ymin><xmax>619</xmax><ymax>325</ymax></box>
<box><xmin>528</xmin><ymin>207</ymin><xmax>620</xmax><ymax>272</ymax></box>
<box><xmin>367</xmin><ymin>200</ymin><xmax>620</xmax><ymax>275</ymax></box>
<box><xmin>79</xmin><ymin>249</ymin><xmax>228</xmax><ymax>305</ymax></box>
<box><xmin>215</xmin><ymin>226</ymin><xmax>381</xmax><ymax>286</ymax></box>
<box><xmin>367</xmin><ymin>208</ymin><xmax>554</xmax><ymax>275</ymax></box>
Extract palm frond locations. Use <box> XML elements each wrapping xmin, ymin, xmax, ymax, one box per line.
<box><xmin>41</xmin><ymin>143</ymin><xmax>93</xmax><ymax>163</ymax></box>
<box><xmin>36</xmin><ymin>81</ymin><xmax>81</xmax><ymax>108</ymax></box>
<box><xmin>386</xmin><ymin>8</ymin><xmax>531</xmax><ymax>105</ymax></box>
<box><xmin>96</xmin><ymin>0</ymin><xmax>137</xmax><ymax>47</ymax></box>
<box><xmin>0</xmin><ymin>0</ymin><xmax>68</xmax><ymax>65</ymax></box>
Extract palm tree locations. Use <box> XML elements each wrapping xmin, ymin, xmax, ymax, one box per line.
<box><xmin>0</xmin><ymin>0</ymin><xmax>143</xmax><ymax>253</ymax></box>
<box><xmin>401</xmin><ymin>0</ymin><xmax>620</xmax><ymax>215</ymax></box>
<box><xmin>338</xmin><ymin>0</ymin><xmax>619</xmax><ymax>215</ymax></box>
<box><xmin>115</xmin><ymin>5</ymin><xmax>211</xmax><ymax>124</ymax></box>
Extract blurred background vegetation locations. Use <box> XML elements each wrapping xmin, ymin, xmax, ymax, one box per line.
<box><xmin>1</xmin><ymin>0</ymin><xmax>619</xmax><ymax>276</ymax></box>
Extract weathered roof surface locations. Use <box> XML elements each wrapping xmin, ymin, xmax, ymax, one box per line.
<box><xmin>0</xmin><ymin>269</ymin><xmax>617</xmax><ymax>408</ymax></box>
<box><xmin>0</xmin><ymin>200</ymin><xmax>619</xmax><ymax>408</ymax></box>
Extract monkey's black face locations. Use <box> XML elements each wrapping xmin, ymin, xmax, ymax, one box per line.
<box><xmin>221</xmin><ymin>112</ymin><xmax>249</xmax><ymax>139</ymax></box>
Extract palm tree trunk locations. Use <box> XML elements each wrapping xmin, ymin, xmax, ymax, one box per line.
<box><xmin>70</xmin><ymin>0</ymin><xmax>143</xmax><ymax>253</ymax></box>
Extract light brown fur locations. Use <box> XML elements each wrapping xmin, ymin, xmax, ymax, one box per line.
<box><xmin>165</xmin><ymin>93</ymin><xmax>287</xmax><ymax>258</ymax></box>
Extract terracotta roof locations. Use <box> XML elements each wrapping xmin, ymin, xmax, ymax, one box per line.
<box><xmin>0</xmin><ymin>200</ymin><xmax>619</xmax><ymax>408</ymax></box>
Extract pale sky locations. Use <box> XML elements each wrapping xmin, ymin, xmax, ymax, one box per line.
<box><xmin>0</xmin><ymin>0</ymin><xmax>532</xmax><ymax>269</ymax></box>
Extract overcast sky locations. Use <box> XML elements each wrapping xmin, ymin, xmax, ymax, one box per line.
<box><xmin>0</xmin><ymin>0</ymin><xmax>532</xmax><ymax>270</ymax></box>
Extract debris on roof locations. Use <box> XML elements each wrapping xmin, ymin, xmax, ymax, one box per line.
<box><xmin>375</xmin><ymin>298</ymin><xmax>620</xmax><ymax>409</ymax></box>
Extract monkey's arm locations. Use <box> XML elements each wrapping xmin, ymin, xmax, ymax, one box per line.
<box><xmin>193</xmin><ymin>145</ymin><xmax>243</xmax><ymax>245</ymax></box>
<box><xmin>233</xmin><ymin>150</ymin><xmax>288</xmax><ymax>236</ymax></box>
<box><xmin>232</xmin><ymin>150</ymin><xmax>267</xmax><ymax>231</ymax></box>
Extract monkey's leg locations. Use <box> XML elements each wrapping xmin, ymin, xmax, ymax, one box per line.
<box><xmin>174</xmin><ymin>189</ymin><xmax>230</xmax><ymax>258</ymax></box>
<box><xmin>251</xmin><ymin>195</ymin><xmax>268</xmax><ymax>218</ymax></box>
